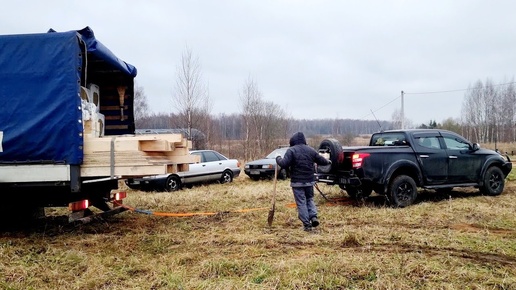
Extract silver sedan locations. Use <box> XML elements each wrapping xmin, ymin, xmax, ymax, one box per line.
<box><xmin>125</xmin><ymin>150</ymin><xmax>241</xmax><ymax>191</ymax></box>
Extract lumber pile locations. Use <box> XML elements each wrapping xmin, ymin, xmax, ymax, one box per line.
<box><xmin>81</xmin><ymin>133</ymin><xmax>199</xmax><ymax>178</ymax></box>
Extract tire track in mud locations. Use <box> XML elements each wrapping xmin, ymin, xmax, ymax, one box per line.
<box><xmin>343</xmin><ymin>242</ymin><xmax>516</xmax><ymax>267</ymax></box>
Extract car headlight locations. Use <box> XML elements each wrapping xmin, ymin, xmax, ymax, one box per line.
<box><xmin>245</xmin><ymin>164</ymin><xmax>249</xmax><ymax>169</ymax></box>
<box><xmin>262</xmin><ymin>164</ymin><xmax>273</xmax><ymax>169</ymax></box>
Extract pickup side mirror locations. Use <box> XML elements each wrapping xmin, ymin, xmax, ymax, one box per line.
<box><xmin>471</xmin><ymin>143</ymin><xmax>480</xmax><ymax>151</ymax></box>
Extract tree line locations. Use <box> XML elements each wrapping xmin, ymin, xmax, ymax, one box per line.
<box><xmin>133</xmin><ymin>46</ymin><xmax>516</xmax><ymax>160</ymax></box>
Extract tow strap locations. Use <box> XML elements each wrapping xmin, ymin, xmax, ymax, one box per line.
<box><xmin>114</xmin><ymin>200</ymin><xmax>269</xmax><ymax>217</ymax></box>
<box><xmin>314</xmin><ymin>183</ymin><xmax>330</xmax><ymax>201</ymax></box>
<box><xmin>113</xmin><ymin>184</ymin><xmax>344</xmax><ymax>218</ymax></box>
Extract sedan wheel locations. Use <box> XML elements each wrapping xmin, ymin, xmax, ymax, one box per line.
<box><xmin>278</xmin><ymin>169</ymin><xmax>288</xmax><ymax>180</ymax></box>
<box><xmin>164</xmin><ymin>175</ymin><xmax>181</xmax><ymax>192</ymax></box>
<box><xmin>220</xmin><ymin>170</ymin><xmax>233</xmax><ymax>184</ymax></box>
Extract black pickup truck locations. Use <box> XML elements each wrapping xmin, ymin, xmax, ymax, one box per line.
<box><xmin>316</xmin><ymin>129</ymin><xmax>512</xmax><ymax>207</ymax></box>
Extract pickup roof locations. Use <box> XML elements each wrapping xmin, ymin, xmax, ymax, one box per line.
<box><xmin>316</xmin><ymin>129</ymin><xmax>512</xmax><ymax>207</ymax></box>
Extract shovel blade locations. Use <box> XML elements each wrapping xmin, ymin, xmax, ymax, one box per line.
<box><xmin>267</xmin><ymin>209</ymin><xmax>275</xmax><ymax>227</ymax></box>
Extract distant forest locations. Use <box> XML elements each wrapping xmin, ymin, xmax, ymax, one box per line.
<box><xmin>134</xmin><ymin>75</ymin><xmax>516</xmax><ymax>160</ymax></box>
<box><xmin>136</xmin><ymin>113</ymin><xmax>393</xmax><ymax>139</ymax></box>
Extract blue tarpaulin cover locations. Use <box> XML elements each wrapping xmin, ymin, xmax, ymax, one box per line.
<box><xmin>0</xmin><ymin>27</ymin><xmax>136</xmax><ymax>165</ymax></box>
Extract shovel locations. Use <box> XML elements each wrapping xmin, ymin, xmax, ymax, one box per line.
<box><xmin>267</xmin><ymin>165</ymin><xmax>278</xmax><ymax>227</ymax></box>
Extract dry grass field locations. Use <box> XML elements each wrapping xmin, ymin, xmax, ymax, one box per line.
<box><xmin>1</xmin><ymin>170</ymin><xmax>515</xmax><ymax>289</ymax></box>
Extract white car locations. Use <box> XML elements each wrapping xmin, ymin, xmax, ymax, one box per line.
<box><xmin>125</xmin><ymin>150</ymin><xmax>241</xmax><ymax>191</ymax></box>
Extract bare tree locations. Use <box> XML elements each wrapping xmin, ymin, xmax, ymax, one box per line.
<box><xmin>240</xmin><ymin>76</ymin><xmax>263</xmax><ymax>160</ymax></box>
<box><xmin>391</xmin><ymin>109</ymin><xmax>413</xmax><ymax>129</ymax></box>
<box><xmin>172</xmin><ymin>46</ymin><xmax>211</xmax><ymax>148</ymax></box>
<box><xmin>133</xmin><ymin>83</ymin><xmax>150</xmax><ymax>128</ymax></box>
<box><xmin>499</xmin><ymin>80</ymin><xmax>516</xmax><ymax>142</ymax></box>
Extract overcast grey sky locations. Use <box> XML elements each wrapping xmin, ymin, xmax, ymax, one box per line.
<box><xmin>2</xmin><ymin>1</ymin><xmax>515</xmax><ymax>125</ymax></box>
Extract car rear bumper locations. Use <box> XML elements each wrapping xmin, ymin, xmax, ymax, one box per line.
<box><xmin>244</xmin><ymin>169</ymin><xmax>275</xmax><ymax>178</ymax></box>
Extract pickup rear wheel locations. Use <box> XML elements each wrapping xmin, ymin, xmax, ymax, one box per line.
<box><xmin>480</xmin><ymin>166</ymin><xmax>504</xmax><ymax>196</ymax></box>
<box><xmin>346</xmin><ymin>185</ymin><xmax>372</xmax><ymax>199</ymax></box>
<box><xmin>388</xmin><ymin>175</ymin><xmax>417</xmax><ymax>207</ymax></box>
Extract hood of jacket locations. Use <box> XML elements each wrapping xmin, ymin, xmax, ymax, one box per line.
<box><xmin>289</xmin><ymin>132</ymin><xmax>307</xmax><ymax>146</ymax></box>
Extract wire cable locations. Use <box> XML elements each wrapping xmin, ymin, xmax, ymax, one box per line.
<box><xmin>359</xmin><ymin>81</ymin><xmax>516</xmax><ymax>120</ymax></box>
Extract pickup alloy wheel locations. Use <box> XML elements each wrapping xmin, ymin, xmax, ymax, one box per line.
<box><xmin>480</xmin><ymin>166</ymin><xmax>505</xmax><ymax>196</ymax></box>
<box><xmin>388</xmin><ymin>175</ymin><xmax>417</xmax><ymax>207</ymax></box>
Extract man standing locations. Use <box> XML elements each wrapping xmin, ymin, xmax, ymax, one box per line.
<box><xmin>276</xmin><ymin>132</ymin><xmax>331</xmax><ymax>232</ymax></box>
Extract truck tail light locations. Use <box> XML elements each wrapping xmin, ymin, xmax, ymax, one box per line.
<box><xmin>114</xmin><ymin>191</ymin><xmax>127</xmax><ymax>201</ymax></box>
<box><xmin>69</xmin><ymin>199</ymin><xmax>89</xmax><ymax>212</ymax></box>
<box><xmin>352</xmin><ymin>153</ymin><xmax>370</xmax><ymax>169</ymax></box>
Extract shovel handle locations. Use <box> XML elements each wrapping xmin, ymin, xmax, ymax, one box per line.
<box><xmin>272</xmin><ymin>165</ymin><xmax>278</xmax><ymax>206</ymax></box>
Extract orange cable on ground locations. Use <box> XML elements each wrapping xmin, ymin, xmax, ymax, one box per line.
<box><xmin>114</xmin><ymin>200</ymin><xmax>269</xmax><ymax>217</ymax></box>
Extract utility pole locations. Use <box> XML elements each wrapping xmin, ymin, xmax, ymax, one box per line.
<box><xmin>401</xmin><ymin>90</ymin><xmax>405</xmax><ymax>129</ymax></box>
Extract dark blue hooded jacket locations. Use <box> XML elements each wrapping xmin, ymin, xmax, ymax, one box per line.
<box><xmin>276</xmin><ymin>132</ymin><xmax>330</xmax><ymax>184</ymax></box>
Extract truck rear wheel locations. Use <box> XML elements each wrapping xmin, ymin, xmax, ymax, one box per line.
<box><xmin>388</xmin><ymin>175</ymin><xmax>417</xmax><ymax>207</ymax></box>
<box><xmin>346</xmin><ymin>185</ymin><xmax>372</xmax><ymax>199</ymax></box>
<box><xmin>480</xmin><ymin>166</ymin><xmax>504</xmax><ymax>196</ymax></box>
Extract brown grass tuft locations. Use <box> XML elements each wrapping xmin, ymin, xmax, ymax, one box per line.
<box><xmin>0</xmin><ymin>173</ymin><xmax>515</xmax><ymax>289</ymax></box>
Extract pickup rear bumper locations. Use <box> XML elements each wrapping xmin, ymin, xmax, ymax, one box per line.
<box><xmin>316</xmin><ymin>173</ymin><xmax>361</xmax><ymax>186</ymax></box>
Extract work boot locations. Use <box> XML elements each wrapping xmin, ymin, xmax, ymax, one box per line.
<box><xmin>310</xmin><ymin>217</ymin><xmax>320</xmax><ymax>227</ymax></box>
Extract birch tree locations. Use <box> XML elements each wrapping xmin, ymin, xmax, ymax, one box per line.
<box><xmin>172</xmin><ymin>46</ymin><xmax>211</xmax><ymax>148</ymax></box>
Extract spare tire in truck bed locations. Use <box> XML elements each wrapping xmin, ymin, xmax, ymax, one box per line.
<box><xmin>317</xmin><ymin>139</ymin><xmax>343</xmax><ymax>173</ymax></box>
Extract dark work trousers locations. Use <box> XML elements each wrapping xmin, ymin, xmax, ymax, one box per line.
<box><xmin>292</xmin><ymin>185</ymin><xmax>317</xmax><ymax>227</ymax></box>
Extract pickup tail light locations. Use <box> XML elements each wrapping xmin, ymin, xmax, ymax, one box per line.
<box><xmin>352</xmin><ymin>153</ymin><xmax>370</xmax><ymax>169</ymax></box>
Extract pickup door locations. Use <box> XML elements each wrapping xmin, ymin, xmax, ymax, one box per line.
<box><xmin>413</xmin><ymin>131</ymin><xmax>483</xmax><ymax>185</ymax></box>
<box><xmin>412</xmin><ymin>132</ymin><xmax>448</xmax><ymax>185</ymax></box>
<box><xmin>440</xmin><ymin>131</ymin><xmax>482</xmax><ymax>183</ymax></box>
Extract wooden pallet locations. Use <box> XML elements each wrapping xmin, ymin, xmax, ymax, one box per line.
<box><xmin>81</xmin><ymin>134</ymin><xmax>199</xmax><ymax>178</ymax></box>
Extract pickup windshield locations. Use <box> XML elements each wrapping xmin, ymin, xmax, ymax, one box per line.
<box><xmin>370</xmin><ymin>132</ymin><xmax>407</xmax><ymax>146</ymax></box>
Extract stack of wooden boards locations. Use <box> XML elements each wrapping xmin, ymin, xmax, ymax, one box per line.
<box><xmin>81</xmin><ymin>133</ymin><xmax>199</xmax><ymax>178</ymax></box>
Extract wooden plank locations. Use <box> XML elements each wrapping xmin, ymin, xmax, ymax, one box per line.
<box><xmin>139</xmin><ymin>139</ymin><xmax>171</xmax><ymax>152</ymax></box>
<box><xmin>145</xmin><ymin>147</ymin><xmax>189</xmax><ymax>156</ymax></box>
<box><xmin>81</xmin><ymin>152</ymin><xmax>199</xmax><ymax>167</ymax></box>
<box><xmin>105</xmin><ymin>125</ymin><xmax>129</xmax><ymax>130</ymax></box>
<box><xmin>83</xmin><ymin>134</ymin><xmax>184</xmax><ymax>153</ymax></box>
<box><xmin>81</xmin><ymin>162</ymin><xmax>194</xmax><ymax>177</ymax></box>
<box><xmin>80</xmin><ymin>133</ymin><xmax>195</xmax><ymax>177</ymax></box>
<box><xmin>100</xmin><ymin>105</ymin><xmax>129</xmax><ymax>110</ymax></box>
<box><xmin>81</xmin><ymin>164</ymin><xmax>169</xmax><ymax>177</ymax></box>
<box><xmin>104</xmin><ymin>115</ymin><xmax>128</xmax><ymax>121</ymax></box>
